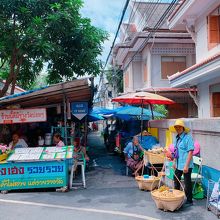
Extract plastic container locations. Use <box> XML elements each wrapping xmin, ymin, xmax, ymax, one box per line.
<box><xmin>143</xmin><ymin>175</ymin><xmax>149</xmax><ymax>179</ymax></box>
<box><xmin>38</xmin><ymin>136</ymin><xmax>44</xmax><ymax>146</ymax></box>
<box><xmin>45</xmin><ymin>133</ymin><xmax>52</xmax><ymax>145</ymax></box>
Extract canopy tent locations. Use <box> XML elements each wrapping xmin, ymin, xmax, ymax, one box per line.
<box><xmin>112</xmin><ymin>91</ymin><xmax>174</xmax><ymax>140</ymax></box>
<box><xmin>0</xmin><ymin>78</ymin><xmax>93</xmax><ymax>109</ymax></box>
<box><xmin>91</xmin><ymin>107</ymin><xmax>116</xmax><ymax>115</ymax></box>
<box><xmin>87</xmin><ymin>113</ymin><xmax>104</xmax><ymax>122</ymax></box>
<box><xmin>114</xmin><ymin>105</ymin><xmax>165</xmax><ymax>118</ymax></box>
<box><xmin>112</xmin><ymin>91</ymin><xmax>174</xmax><ymax>105</ymax></box>
<box><xmin>0</xmin><ymin>78</ymin><xmax>93</xmax><ymax>144</ymax></box>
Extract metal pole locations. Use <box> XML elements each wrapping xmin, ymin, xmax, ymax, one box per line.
<box><xmin>150</xmin><ymin>103</ymin><xmax>154</xmax><ymax>119</ymax></box>
<box><xmin>84</xmin><ymin>115</ymin><xmax>88</xmax><ymax>148</ymax></box>
<box><xmin>141</xmin><ymin>99</ymin><xmax>144</xmax><ymax>141</ymax></box>
<box><xmin>63</xmin><ymin>95</ymin><xmax>68</xmax><ymax>145</ymax></box>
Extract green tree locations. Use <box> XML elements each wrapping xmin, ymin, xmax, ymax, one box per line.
<box><xmin>153</xmin><ymin>104</ymin><xmax>168</xmax><ymax>118</ymax></box>
<box><xmin>106</xmin><ymin>67</ymin><xmax>123</xmax><ymax>95</ymax></box>
<box><xmin>0</xmin><ymin>0</ymin><xmax>107</xmax><ymax>96</ymax></box>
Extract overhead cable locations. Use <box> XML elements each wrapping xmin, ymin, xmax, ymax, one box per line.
<box><xmin>103</xmin><ymin>0</ymin><xmax>131</xmax><ymax>70</ymax></box>
<box><xmin>123</xmin><ymin>0</ymin><xmax>179</xmax><ymax>70</ymax></box>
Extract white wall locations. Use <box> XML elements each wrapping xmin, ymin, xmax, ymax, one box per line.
<box><xmin>132</xmin><ymin>61</ymin><xmax>143</xmax><ymax>91</ymax></box>
<box><xmin>150</xmin><ymin>53</ymin><xmax>195</xmax><ymax>88</ymax></box>
<box><xmin>195</xmin><ymin>12</ymin><xmax>220</xmax><ymax>63</ymax></box>
<box><xmin>149</xmin><ymin>118</ymin><xmax>220</xmax><ymax>171</ymax></box>
<box><xmin>198</xmin><ymin>76</ymin><xmax>220</xmax><ymax>118</ymax></box>
<box><xmin>123</xmin><ymin>43</ymin><xmax>195</xmax><ymax>92</ymax></box>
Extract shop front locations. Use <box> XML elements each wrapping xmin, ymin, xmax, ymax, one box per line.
<box><xmin>0</xmin><ymin>78</ymin><xmax>93</xmax><ymax>192</ymax></box>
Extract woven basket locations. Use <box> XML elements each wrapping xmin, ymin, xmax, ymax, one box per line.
<box><xmin>135</xmin><ymin>176</ymin><xmax>160</xmax><ymax>191</ymax></box>
<box><xmin>151</xmin><ymin>189</ymin><xmax>185</xmax><ymax>211</ymax></box>
<box><xmin>144</xmin><ymin>151</ymin><xmax>165</xmax><ymax>164</ymax></box>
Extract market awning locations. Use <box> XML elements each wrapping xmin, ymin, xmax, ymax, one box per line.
<box><xmin>0</xmin><ymin>78</ymin><xmax>93</xmax><ymax>109</ymax></box>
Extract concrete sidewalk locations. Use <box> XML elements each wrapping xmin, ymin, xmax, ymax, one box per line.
<box><xmin>0</xmin><ymin>131</ymin><xmax>216</xmax><ymax>220</ymax></box>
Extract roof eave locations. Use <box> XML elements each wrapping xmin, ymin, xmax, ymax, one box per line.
<box><xmin>169</xmin><ymin>58</ymin><xmax>220</xmax><ymax>87</ymax></box>
<box><xmin>168</xmin><ymin>0</ymin><xmax>195</xmax><ymax>30</ymax></box>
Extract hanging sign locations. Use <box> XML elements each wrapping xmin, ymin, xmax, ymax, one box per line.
<box><xmin>0</xmin><ymin>108</ymin><xmax>47</xmax><ymax>124</ymax></box>
<box><xmin>71</xmin><ymin>102</ymin><xmax>88</xmax><ymax>120</ymax></box>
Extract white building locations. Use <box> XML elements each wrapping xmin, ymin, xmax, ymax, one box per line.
<box><xmin>168</xmin><ymin>0</ymin><xmax>220</xmax><ymax>118</ymax></box>
<box><xmin>112</xmin><ymin>1</ymin><xmax>197</xmax><ymax>118</ymax></box>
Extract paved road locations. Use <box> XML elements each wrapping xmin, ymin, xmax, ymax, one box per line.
<box><xmin>0</xmin><ymin>132</ymin><xmax>216</xmax><ymax>220</ymax></box>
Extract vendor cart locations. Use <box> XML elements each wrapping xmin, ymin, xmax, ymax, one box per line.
<box><xmin>0</xmin><ymin>146</ymin><xmax>73</xmax><ymax>193</ymax></box>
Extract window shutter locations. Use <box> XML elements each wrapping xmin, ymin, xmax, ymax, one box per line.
<box><xmin>212</xmin><ymin>92</ymin><xmax>220</xmax><ymax>117</ymax></box>
<box><xmin>208</xmin><ymin>16</ymin><xmax>219</xmax><ymax>44</ymax></box>
<box><xmin>161</xmin><ymin>56</ymin><xmax>186</xmax><ymax>79</ymax></box>
<box><xmin>143</xmin><ymin>64</ymin><xmax>148</xmax><ymax>82</ymax></box>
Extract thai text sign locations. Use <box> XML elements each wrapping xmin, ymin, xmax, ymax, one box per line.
<box><xmin>0</xmin><ymin>108</ymin><xmax>47</xmax><ymax>124</ymax></box>
<box><xmin>0</xmin><ymin>161</ymin><xmax>67</xmax><ymax>190</ymax></box>
<box><xmin>71</xmin><ymin>102</ymin><xmax>88</xmax><ymax>120</ymax></box>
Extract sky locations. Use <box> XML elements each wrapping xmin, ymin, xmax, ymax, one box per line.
<box><xmin>81</xmin><ymin>0</ymin><xmax>127</xmax><ymax>63</ymax></box>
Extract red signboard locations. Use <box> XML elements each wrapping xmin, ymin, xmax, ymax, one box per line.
<box><xmin>0</xmin><ymin>108</ymin><xmax>47</xmax><ymax>124</ymax></box>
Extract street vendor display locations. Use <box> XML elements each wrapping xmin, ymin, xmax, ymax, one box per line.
<box><xmin>145</xmin><ymin>147</ymin><xmax>165</xmax><ymax>164</ymax></box>
<box><xmin>143</xmin><ymin>148</ymin><xmax>165</xmax><ymax>176</ymax></box>
<box><xmin>0</xmin><ymin>146</ymin><xmax>73</xmax><ymax>193</ymax></box>
<box><xmin>151</xmin><ymin>185</ymin><xmax>185</xmax><ymax>212</ymax></box>
<box><xmin>135</xmin><ymin>175</ymin><xmax>160</xmax><ymax>191</ymax></box>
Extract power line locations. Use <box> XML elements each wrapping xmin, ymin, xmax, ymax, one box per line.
<box><xmin>97</xmin><ymin>0</ymin><xmax>131</xmax><ymax>104</ymax></box>
<box><xmin>123</xmin><ymin>0</ymin><xmax>179</xmax><ymax>70</ymax></box>
<box><xmin>100</xmin><ymin>1</ymin><xmax>160</xmax><ymax>98</ymax></box>
<box><xmin>103</xmin><ymin>0</ymin><xmax>131</xmax><ymax>70</ymax></box>
<box><xmin>138</xmin><ymin>0</ymin><xmax>162</xmax><ymax>30</ymax></box>
<box><xmin>121</xmin><ymin>0</ymin><xmax>139</xmax><ymax>42</ymax></box>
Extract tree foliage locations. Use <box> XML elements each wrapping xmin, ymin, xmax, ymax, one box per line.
<box><xmin>153</xmin><ymin>104</ymin><xmax>168</xmax><ymax>118</ymax></box>
<box><xmin>0</xmin><ymin>0</ymin><xmax>108</xmax><ymax>95</ymax></box>
<box><xmin>106</xmin><ymin>67</ymin><xmax>123</xmax><ymax>95</ymax></box>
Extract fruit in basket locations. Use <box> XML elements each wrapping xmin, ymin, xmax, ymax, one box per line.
<box><xmin>160</xmin><ymin>190</ymin><xmax>175</xmax><ymax>198</ymax></box>
<box><xmin>158</xmin><ymin>185</ymin><xmax>170</xmax><ymax>192</ymax></box>
<box><xmin>148</xmin><ymin>147</ymin><xmax>164</xmax><ymax>154</ymax></box>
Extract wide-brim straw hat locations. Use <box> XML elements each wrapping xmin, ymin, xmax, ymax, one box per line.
<box><xmin>169</xmin><ymin>119</ymin><xmax>190</xmax><ymax>133</ymax></box>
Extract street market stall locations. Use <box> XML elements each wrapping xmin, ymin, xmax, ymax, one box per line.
<box><xmin>0</xmin><ymin>146</ymin><xmax>73</xmax><ymax>193</ymax></box>
<box><xmin>0</xmin><ymin>78</ymin><xmax>93</xmax><ymax>193</ymax></box>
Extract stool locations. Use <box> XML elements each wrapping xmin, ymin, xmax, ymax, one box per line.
<box><xmin>69</xmin><ymin>160</ymin><xmax>86</xmax><ymax>189</ymax></box>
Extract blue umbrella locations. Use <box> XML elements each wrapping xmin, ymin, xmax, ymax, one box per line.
<box><xmin>87</xmin><ymin>113</ymin><xmax>104</xmax><ymax>122</ymax></box>
<box><xmin>91</xmin><ymin>107</ymin><xmax>116</xmax><ymax>115</ymax></box>
<box><xmin>115</xmin><ymin>106</ymin><xmax>164</xmax><ymax>118</ymax></box>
